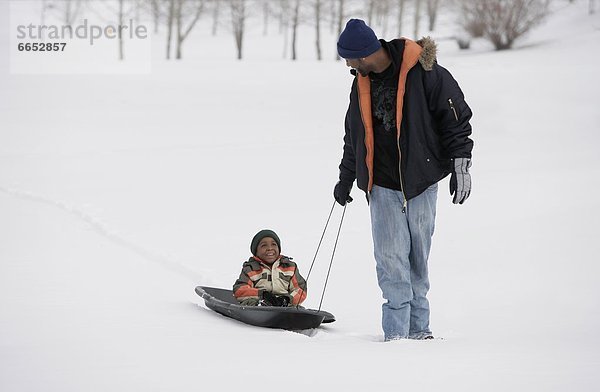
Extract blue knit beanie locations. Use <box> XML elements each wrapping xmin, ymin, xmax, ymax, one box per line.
<box><xmin>337</xmin><ymin>19</ymin><xmax>381</xmax><ymax>59</ymax></box>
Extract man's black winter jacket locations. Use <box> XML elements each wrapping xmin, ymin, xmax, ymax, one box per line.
<box><xmin>338</xmin><ymin>37</ymin><xmax>474</xmax><ymax>201</ymax></box>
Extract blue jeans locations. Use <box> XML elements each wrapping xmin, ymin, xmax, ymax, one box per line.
<box><xmin>369</xmin><ymin>184</ymin><xmax>438</xmax><ymax>340</ymax></box>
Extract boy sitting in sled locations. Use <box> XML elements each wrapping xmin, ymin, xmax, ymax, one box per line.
<box><xmin>233</xmin><ymin>229</ymin><xmax>307</xmax><ymax>307</ymax></box>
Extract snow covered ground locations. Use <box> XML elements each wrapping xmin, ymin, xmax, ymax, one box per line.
<box><xmin>1</xmin><ymin>1</ymin><xmax>600</xmax><ymax>391</ymax></box>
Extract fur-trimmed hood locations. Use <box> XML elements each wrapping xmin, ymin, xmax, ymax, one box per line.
<box><xmin>383</xmin><ymin>36</ymin><xmax>438</xmax><ymax>74</ymax></box>
<box><xmin>416</xmin><ymin>36</ymin><xmax>437</xmax><ymax>71</ymax></box>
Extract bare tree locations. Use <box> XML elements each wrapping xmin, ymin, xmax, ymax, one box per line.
<box><xmin>458</xmin><ymin>0</ymin><xmax>550</xmax><ymax>50</ymax></box>
<box><xmin>124</xmin><ymin>1</ymin><xmax>156</xmax><ymax>31</ymax></box>
<box><xmin>315</xmin><ymin>0</ymin><xmax>323</xmax><ymax>60</ymax></box>
<box><xmin>164</xmin><ymin>0</ymin><xmax>204</xmax><ymax>59</ymax></box>
<box><xmin>231</xmin><ymin>0</ymin><xmax>247</xmax><ymax>60</ymax></box>
<box><xmin>376</xmin><ymin>0</ymin><xmax>391</xmax><ymax>37</ymax></box>
<box><xmin>414</xmin><ymin>0</ymin><xmax>422</xmax><ymax>38</ymax></box>
<box><xmin>166</xmin><ymin>0</ymin><xmax>175</xmax><ymax>59</ymax></box>
<box><xmin>591</xmin><ymin>0</ymin><xmax>596</xmax><ymax>14</ymax></box>
<box><xmin>210</xmin><ymin>0</ymin><xmax>220</xmax><ymax>35</ymax></box>
<box><xmin>63</xmin><ymin>0</ymin><xmax>84</xmax><ymax>26</ymax></box>
<box><xmin>39</xmin><ymin>0</ymin><xmax>86</xmax><ymax>40</ymax></box>
<box><xmin>40</xmin><ymin>0</ymin><xmax>50</xmax><ymax>39</ymax></box>
<box><xmin>277</xmin><ymin>0</ymin><xmax>288</xmax><ymax>33</ymax></box>
<box><xmin>263</xmin><ymin>0</ymin><xmax>270</xmax><ymax>35</ymax></box>
<box><xmin>367</xmin><ymin>0</ymin><xmax>376</xmax><ymax>25</ymax></box>
<box><xmin>330</xmin><ymin>0</ymin><xmax>337</xmax><ymax>33</ymax></box>
<box><xmin>397</xmin><ymin>0</ymin><xmax>406</xmax><ymax>36</ymax></box>
<box><xmin>150</xmin><ymin>0</ymin><xmax>162</xmax><ymax>33</ymax></box>
<box><xmin>117</xmin><ymin>0</ymin><xmax>126</xmax><ymax>60</ymax></box>
<box><xmin>290</xmin><ymin>0</ymin><xmax>301</xmax><ymax>60</ymax></box>
<box><xmin>43</xmin><ymin>0</ymin><xmax>84</xmax><ymax>26</ymax></box>
<box><xmin>278</xmin><ymin>0</ymin><xmax>291</xmax><ymax>58</ymax></box>
<box><xmin>336</xmin><ymin>0</ymin><xmax>345</xmax><ymax>36</ymax></box>
<box><xmin>335</xmin><ymin>0</ymin><xmax>345</xmax><ymax>60</ymax></box>
<box><xmin>426</xmin><ymin>0</ymin><xmax>441</xmax><ymax>31</ymax></box>
<box><xmin>133</xmin><ymin>0</ymin><xmax>141</xmax><ymax>23</ymax></box>
<box><xmin>174</xmin><ymin>0</ymin><xmax>204</xmax><ymax>59</ymax></box>
<box><xmin>83</xmin><ymin>0</ymin><xmax>139</xmax><ymax>60</ymax></box>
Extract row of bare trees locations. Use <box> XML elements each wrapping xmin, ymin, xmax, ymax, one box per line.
<box><xmin>37</xmin><ymin>0</ymin><xmax>595</xmax><ymax>60</ymax></box>
<box><xmin>162</xmin><ymin>0</ymin><xmax>445</xmax><ymax>60</ymax></box>
<box><xmin>38</xmin><ymin>0</ymin><xmax>445</xmax><ymax>60</ymax></box>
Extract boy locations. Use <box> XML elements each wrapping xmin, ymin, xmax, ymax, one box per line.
<box><xmin>233</xmin><ymin>229</ymin><xmax>307</xmax><ymax>307</ymax></box>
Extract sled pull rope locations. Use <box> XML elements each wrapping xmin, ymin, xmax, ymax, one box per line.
<box><xmin>317</xmin><ymin>203</ymin><xmax>346</xmax><ymax>311</ymax></box>
<box><xmin>304</xmin><ymin>200</ymin><xmax>336</xmax><ymax>285</ymax></box>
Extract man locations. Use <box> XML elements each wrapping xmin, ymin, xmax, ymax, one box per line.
<box><xmin>333</xmin><ymin>19</ymin><xmax>473</xmax><ymax>341</ymax></box>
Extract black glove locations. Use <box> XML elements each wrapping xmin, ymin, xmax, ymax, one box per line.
<box><xmin>275</xmin><ymin>295</ymin><xmax>290</xmax><ymax>307</ymax></box>
<box><xmin>259</xmin><ymin>291</ymin><xmax>276</xmax><ymax>306</ymax></box>
<box><xmin>450</xmin><ymin>157</ymin><xmax>472</xmax><ymax>204</ymax></box>
<box><xmin>260</xmin><ymin>291</ymin><xmax>290</xmax><ymax>307</ymax></box>
<box><xmin>333</xmin><ymin>181</ymin><xmax>353</xmax><ymax>206</ymax></box>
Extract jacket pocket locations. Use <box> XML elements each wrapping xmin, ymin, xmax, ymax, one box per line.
<box><xmin>448</xmin><ymin>98</ymin><xmax>459</xmax><ymax>122</ymax></box>
<box><xmin>447</xmin><ymin>94</ymin><xmax>471</xmax><ymax>123</ymax></box>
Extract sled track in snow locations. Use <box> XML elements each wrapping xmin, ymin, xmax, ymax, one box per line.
<box><xmin>0</xmin><ymin>185</ymin><xmax>207</xmax><ymax>283</ymax></box>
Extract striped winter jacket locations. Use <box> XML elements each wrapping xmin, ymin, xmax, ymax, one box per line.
<box><xmin>233</xmin><ymin>256</ymin><xmax>307</xmax><ymax>306</ymax></box>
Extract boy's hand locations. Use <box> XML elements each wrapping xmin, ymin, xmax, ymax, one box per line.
<box><xmin>275</xmin><ymin>295</ymin><xmax>290</xmax><ymax>307</ymax></box>
<box><xmin>260</xmin><ymin>291</ymin><xmax>276</xmax><ymax>306</ymax></box>
<box><xmin>260</xmin><ymin>291</ymin><xmax>290</xmax><ymax>307</ymax></box>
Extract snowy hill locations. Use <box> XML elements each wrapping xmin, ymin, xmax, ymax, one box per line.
<box><xmin>1</xmin><ymin>1</ymin><xmax>600</xmax><ymax>391</ymax></box>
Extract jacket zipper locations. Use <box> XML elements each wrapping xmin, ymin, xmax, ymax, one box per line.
<box><xmin>396</xmin><ymin>126</ymin><xmax>407</xmax><ymax>213</ymax></box>
<box><xmin>448</xmin><ymin>98</ymin><xmax>459</xmax><ymax>121</ymax></box>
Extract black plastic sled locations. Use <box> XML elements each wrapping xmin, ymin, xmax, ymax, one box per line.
<box><xmin>195</xmin><ymin>286</ymin><xmax>335</xmax><ymax>330</ymax></box>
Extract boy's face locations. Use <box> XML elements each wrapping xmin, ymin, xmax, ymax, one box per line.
<box><xmin>256</xmin><ymin>237</ymin><xmax>280</xmax><ymax>263</ymax></box>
